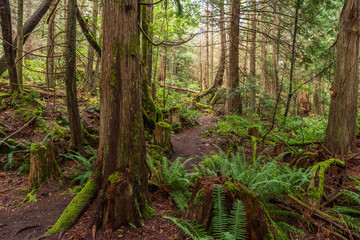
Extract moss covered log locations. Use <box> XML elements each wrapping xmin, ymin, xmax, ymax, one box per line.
<box><xmin>46</xmin><ymin>176</ymin><xmax>99</xmax><ymax>235</ymax></box>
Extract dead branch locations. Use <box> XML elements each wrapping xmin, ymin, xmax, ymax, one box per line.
<box><xmin>0</xmin><ymin>115</ymin><xmax>37</xmax><ymax>146</ymax></box>
<box><xmin>158</xmin><ymin>82</ymin><xmax>200</xmax><ymax>94</ymax></box>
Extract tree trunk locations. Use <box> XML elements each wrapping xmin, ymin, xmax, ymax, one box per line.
<box><xmin>46</xmin><ymin>1</ymin><xmax>57</xmax><ymax>89</ymax></box>
<box><xmin>324</xmin><ymin>0</ymin><xmax>360</xmax><ymax>155</ymax></box>
<box><xmin>65</xmin><ymin>0</ymin><xmax>83</xmax><ymax>149</ymax></box>
<box><xmin>213</xmin><ymin>0</ymin><xmax>226</xmax><ymax>88</ymax></box>
<box><xmin>248</xmin><ymin>0</ymin><xmax>257</xmax><ymax>112</ymax></box>
<box><xmin>227</xmin><ymin>0</ymin><xmax>241</xmax><ymax>113</ymax></box>
<box><xmin>205</xmin><ymin>5</ymin><xmax>210</xmax><ymax>89</ymax></box>
<box><xmin>93</xmin><ymin>0</ymin><xmax>151</xmax><ymax>228</ymax></box>
<box><xmin>16</xmin><ymin>0</ymin><xmax>24</xmax><ymax>90</ymax></box>
<box><xmin>84</xmin><ymin>0</ymin><xmax>99</xmax><ymax>93</ymax></box>
<box><xmin>0</xmin><ymin>0</ymin><xmax>19</xmax><ymax>93</ymax></box>
<box><xmin>28</xmin><ymin>141</ymin><xmax>61</xmax><ymax>189</ymax></box>
<box><xmin>272</xmin><ymin>9</ymin><xmax>280</xmax><ymax>98</ymax></box>
<box><xmin>0</xmin><ymin>0</ymin><xmax>54</xmax><ymax>77</ymax></box>
<box><xmin>284</xmin><ymin>0</ymin><xmax>301</xmax><ymax>117</ymax></box>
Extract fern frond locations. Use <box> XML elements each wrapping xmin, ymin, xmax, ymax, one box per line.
<box><xmin>164</xmin><ymin>216</ymin><xmax>209</xmax><ymax>239</ymax></box>
<box><xmin>212</xmin><ymin>185</ymin><xmax>229</xmax><ymax>239</ymax></box>
<box><xmin>341</xmin><ymin>189</ymin><xmax>360</xmax><ymax>205</ymax></box>
<box><xmin>228</xmin><ymin>199</ymin><xmax>246</xmax><ymax>240</ymax></box>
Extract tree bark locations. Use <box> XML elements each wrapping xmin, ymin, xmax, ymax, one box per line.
<box><xmin>248</xmin><ymin>0</ymin><xmax>257</xmax><ymax>112</ymax></box>
<box><xmin>16</xmin><ymin>0</ymin><xmax>24</xmax><ymax>90</ymax></box>
<box><xmin>0</xmin><ymin>0</ymin><xmax>54</xmax><ymax>77</ymax></box>
<box><xmin>93</xmin><ymin>0</ymin><xmax>151</xmax><ymax>228</ymax></box>
<box><xmin>46</xmin><ymin>1</ymin><xmax>57</xmax><ymax>89</ymax></box>
<box><xmin>0</xmin><ymin>0</ymin><xmax>19</xmax><ymax>93</ymax></box>
<box><xmin>84</xmin><ymin>0</ymin><xmax>99</xmax><ymax>92</ymax></box>
<box><xmin>324</xmin><ymin>0</ymin><xmax>360</xmax><ymax>155</ymax></box>
<box><xmin>272</xmin><ymin>8</ymin><xmax>280</xmax><ymax>98</ymax></box>
<box><xmin>65</xmin><ymin>0</ymin><xmax>83</xmax><ymax>149</ymax></box>
<box><xmin>227</xmin><ymin>0</ymin><xmax>241</xmax><ymax>113</ymax></box>
<box><xmin>213</xmin><ymin>0</ymin><xmax>226</xmax><ymax>88</ymax></box>
<box><xmin>284</xmin><ymin>0</ymin><xmax>301</xmax><ymax>117</ymax></box>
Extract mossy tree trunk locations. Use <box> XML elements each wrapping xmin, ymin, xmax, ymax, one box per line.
<box><xmin>0</xmin><ymin>0</ymin><xmax>19</xmax><ymax>94</ymax></box>
<box><xmin>141</xmin><ymin>0</ymin><xmax>162</xmax><ymax>131</ymax></box>
<box><xmin>16</xmin><ymin>0</ymin><xmax>24</xmax><ymax>90</ymax></box>
<box><xmin>186</xmin><ymin>176</ymin><xmax>272</xmax><ymax>240</ymax></box>
<box><xmin>28</xmin><ymin>141</ymin><xmax>61</xmax><ymax>189</ymax></box>
<box><xmin>92</xmin><ymin>0</ymin><xmax>151</xmax><ymax>229</ymax></box>
<box><xmin>324</xmin><ymin>0</ymin><xmax>360</xmax><ymax>155</ymax></box>
<box><xmin>65</xmin><ymin>0</ymin><xmax>83</xmax><ymax>149</ymax></box>
<box><xmin>46</xmin><ymin>1</ymin><xmax>56</xmax><ymax>89</ymax></box>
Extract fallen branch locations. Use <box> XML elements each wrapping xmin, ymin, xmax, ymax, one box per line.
<box><xmin>15</xmin><ymin>225</ymin><xmax>40</xmax><ymax>235</ymax></box>
<box><xmin>287</xmin><ymin>194</ymin><xmax>360</xmax><ymax>239</ymax></box>
<box><xmin>0</xmin><ymin>115</ymin><xmax>37</xmax><ymax>146</ymax></box>
<box><xmin>159</xmin><ymin>82</ymin><xmax>199</xmax><ymax>94</ymax></box>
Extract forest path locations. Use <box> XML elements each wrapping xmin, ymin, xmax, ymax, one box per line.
<box><xmin>170</xmin><ymin>115</ymin><xmax>220</xmax><ymax>167</ymax></box>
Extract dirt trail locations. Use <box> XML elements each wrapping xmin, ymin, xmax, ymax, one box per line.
<box><xmin>171</xmin><ymin>115</ymin><xmax>219</xmax><ymax>166</ymax></box>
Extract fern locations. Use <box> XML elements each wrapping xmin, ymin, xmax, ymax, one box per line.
<box><xmin>163</xmin><ymin>216</ymin><xmax>209</xmax><ymax>239</ymax></box>
<box><xmin>212</xmin><ymin>185</ymin><xmax>229</xmax><ymax>239</ymax></box>
<box><xmin>146</xmin><ymin>155</ymin><xmax>192</xmax><ymax>212</ymax></box>
<box><xmin>340</xmin><ymin>189</ymin><xmax>360</xmax><ymax>205</ymax></box>
<box><xmin>228</xmin><ymin>200</ymin><xmax>246</xmax><ymax>239</ymax></box>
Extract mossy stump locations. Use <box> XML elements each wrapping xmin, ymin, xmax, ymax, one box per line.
<box><xmin>169</xmin><ymin>107</ymin><xmax>180</xmax><ymax>124</ymax></box>
<box><xmin>186</xmin><ymin>175</ymin><xmax>272</xmax><ymax>240</ymax></box>
<box><xmin>152</xmin><ymin>122</ymin><xmax>173</xmax><ymax>154</ymax></box>
<box><xmin>248</xmin><ymin>126</ymin><xmax>260</xmax><ymax>138</ymax></box>
<box><xmin>28</xmin><ymin>141</ymin><xmax>61</xmax><ymax>189</ymax></box>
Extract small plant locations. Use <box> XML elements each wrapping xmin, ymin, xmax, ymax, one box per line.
<box><xmin>146</xmin><ymin>155</ymin><xmax>192</xmax><ymax>212</ymax></box>
<box><xmin>61</xmin><ymin>147</ymin><xmax>96</xmax><ymax>185</ymax></box>
<box><xmin>165</xmin><ymin>185</ymin><xmax>247</xmax><ymax>240</ymax></box>
<box><xmin>180</xmin><ymin>104</ymin><xmax>200</xmax><ymax>127</ymax></box>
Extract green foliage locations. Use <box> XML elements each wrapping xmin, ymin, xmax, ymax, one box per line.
<box><xmin>146</xmin><ymin>155</ymin><xmax>192</xmax><ymax>212</ymax></box>
<box><xmin>180</xmin><ymin>104</ymin><xmax>200</xmax><ymax>127</ymax></box>
<box><xmin>61</xmin><ymin>147</ymin><xmax>96</xmax><ymax>185</ymax></box>
<box><xmin>307</xmin><ymin>158</ymin><xmax>344</xmax><ymax>203</ymax></box>
<box><xmin>165</xmin><ymin>185</ymin><xmax>246</xmax><ymax>240</ymax></box>
<box><xmin>1</xmin><ymin>140</ymin><xmax>31</xmax><ymax>173</ymax></box>
<box><xmin>193</xmin><ymin>149</ymin><xmax>311</xmax><ymax>201</ymax></box>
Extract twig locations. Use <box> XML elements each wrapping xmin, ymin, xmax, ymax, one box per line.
<box><xmin>0</xmin><ymin>115</ymin><xmax>37</xmax><ymax>146</ymax></box>
<box><xmin>15</xmin><ymin>225</ymin><xmax>40</xmax><ymax>235</ymax></box>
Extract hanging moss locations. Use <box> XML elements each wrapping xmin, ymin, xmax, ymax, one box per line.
<box><xmin>307</xmin><ymin>158</ymin><xmax>344</xmax><ymax>204</ymax></box>
<box><xmin>46</xmin><ymin>177</ymin><xmax>99</xmax><ymax>235</ymax></box>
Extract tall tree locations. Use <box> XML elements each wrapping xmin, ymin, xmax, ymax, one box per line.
<box><xmin>324</xmin><ymin>0</ymin><xmax>360</xmax><ymax>154</ymax></box>
<box><xmin>227</xmin><ymin>0</ymin><xmax>241</xmax><ymax>113</ymax></box>
<box><xmin>0</xmin><ymin>0</ymin><xmax>54</xmax><ymax>76</ymax></box>
<box><xmin>65</xmin><ymin>0</ymin><xmax>83</xmax><ymax>149</ymax></box>
<box><xmin>248</xmin><ymin>0</ymin><xmax>257</xmax><ymax>112</ymax></box>
<box><xmin>94</xmin><ymin>0</ymin><xmax>151</xmax><ymax>227</ymax></box>
<box><xmin>213</xmin><ymin>0</ymin><xmax>226</xmax><ymax>88</ymax></box>
<box><xmin>46</xmin><ymin>1</ymin><xmax>57</xmax><ymax>89</ymax></box>
<box><xmin>0</xmin><ymin>0</ymin><xmax>19</xmax><ymax>94</ymax></box>
<box><xmin>16</xmin><ymin>0</ymin><xmax>24</xmax><ymax>90</ymax></box>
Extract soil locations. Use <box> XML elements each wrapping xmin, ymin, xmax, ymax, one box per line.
<box><xmin>0</xmin><ymin>106</ymin><xmax>222</xmax><ymax>240</ymax></box>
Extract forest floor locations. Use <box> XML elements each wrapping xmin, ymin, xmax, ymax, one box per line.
<box><xmin>0</xmin><ymin>111</ymin><xmax>221</xmax><ymax>239</ymax></box>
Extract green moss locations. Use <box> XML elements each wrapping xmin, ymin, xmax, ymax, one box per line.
<box><xmin>224</xmin><ymin>181</ymin><xmax>240</xmax><ymax>193</ymax></box>
<box><xmin>156</xmin><ymin>122</ymin><xmax>170</xmax><ymax>128</ymax></box>
<box><xmin>17</xmin><ymin>189</ymin><xmax>37</xmax><ymax>207</ymax></box>
<box><xmin>142</xmin><ymin>200</ymin><xmax>155</xmax><ymax>219</ymax></box>
<box><xmin>307</xmin><ymin>158</ymin><xmax>344</xmax><ymax>203</ymax></box>
<box><xmin>0</xmin><ymin>130</ymin><xmax>5</xmax><ymax>138</ymax></box>
<box><xmin>46</xmin><ymin>178</ymin><xmax>99</xmax><ymax>235</ymax></box>
<box><xmin>1</xmin><ymin>99</ymin><xmax>6</xmax><ymax>110</ymax></box>
<box><xmin>82</xmin><ymin>124</ymin><xmax>99</xmax><ymax>144</ymax></box>
<box><xmin>130</xmin><ymin>33</ymin><xmax>138</xmax><ymax>56</ymax></box>
<box><xmin>110</xmin><ymin>69</ymin><xmax>118</xmax><ymax>88</ymax></box>
<box><xmin>108</xmin><ymin>172</ymin><xmax>120</xmax><ymax>184</ymax></box>
<box><xmin>194</xmin><ymin>189</ymin><xmax>204</xmax><ymax>206</ymax></box>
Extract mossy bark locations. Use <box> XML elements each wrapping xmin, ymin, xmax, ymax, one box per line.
<box><xmin>152</xmin><ymin>122</ymin><xmax>173</xmax><ymax>154</ymax></box>
<box><xmin>28</xmin><ymin>141</ymin><xmax>61</xmax><ymax>189</ymax></box>
<box><xmin>46</xmin><ymin>175</ymin><xmax>99</xmax><ymax>235</ymax></box>
<box><xmin>187</xmin><ymin>175</ymin><xmax>273</xmax><ymax>240</ymax></box>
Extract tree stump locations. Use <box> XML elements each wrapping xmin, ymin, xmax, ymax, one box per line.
<box><xmin>248</xmin><ymin>126</ymin><xmax>260</xmax><ymax>138</ymax></box>
<box><xmin>169</xmin><ymin>107</ymin><xmax>180</xmax><ymax>124</ymax></box>
<box><xmin>152</xmin><ymin>122</ymin><xmax>173</xmax><ymax>154</ymax></box>
<box><xmin>186</xmin><ymin>175</ymin><xmax>273</xmax><ymax>240</ymax></box>
<box><xmin>28</xmin><ymin>141</ymin><xmax>61</xmax><ymax>189</ymax></box>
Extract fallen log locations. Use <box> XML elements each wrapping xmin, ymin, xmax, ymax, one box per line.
<box><xmin>0</xmin><ymin>115</ymin><xmax>37</xmax><ymax>147</ymax></box>
<box><xmin>159</xmin><ymin>82</ymin><xmax>199</xmax><ymax>94</ymax></box>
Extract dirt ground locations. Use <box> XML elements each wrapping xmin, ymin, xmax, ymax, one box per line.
<box><xmin>0</xmin><ymin>113</ymin><xmax>221</xmax><ymax>240</ymax></box>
